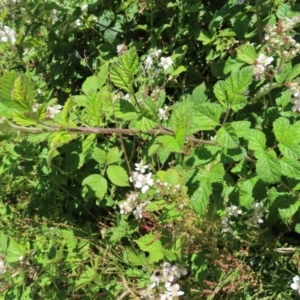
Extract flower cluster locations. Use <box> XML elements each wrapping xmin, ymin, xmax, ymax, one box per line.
<box><xmin>32</xmin><ymin>103</ymin><xmax>63</xmax><ymax>119</ymax></box>
<box><xmin>130</xmin><ymin>161</ymin><xmax>154</xmax><ymax>194</ymax></box>
<box><xmin>119</xmin><ymin>191</ymin><xmax>150</xmax><ymax>220</ymax></box>
<box><xmin>158</xmin><ymin>106</ymin><xmax>169</xmax><ymax>120</ymax></box>
<box><xmin>0</xmin><ymin>25</ymin><xmax>16</xmax><ymax>44</ymax></box>
<box><xmin>142</xmin><ymin>261</ymin><xmax>186</xmax><ymax>299</ymax></box>
<box><xmin>286</xmin><ymin>79</ymin><xmax>300</xmax><ymax>113</ymax></box>
<box><xmin>253</xmin><ymin>53</ymin><xmax>274</xmax><ymax>80</ymax></box>
<box><xmin>291</xmin><ymin>275</ymin><xmax>300</xmax><ymax>294</ymax></box>
<box><xmin>221</xmin><ymin>205</ymin><xmax>242</xmax><ymax>233</ymax></box>
<box><xmin>245</xmin><ymin>202</ymin><xmax>268</xmax><ymax>228</ymax></box>
<box><xmin>156</xmin><ymin>179</ymin><xmax>180</xmax><ymax>195</ymax></box>
<box><xmin>144</xmin><ymin>49</ymin><xmax>173</xmax><ymax>71</ymax></box>
<box><xmin>264</xmin><ymin>17</ymin><xmax>300</xmax><ymax>58</ymax></box>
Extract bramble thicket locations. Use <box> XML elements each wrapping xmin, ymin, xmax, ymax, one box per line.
<box><xmin>1</xmin><ymin>0</ymin><xmax>300</xmax><ymax>299</ymax></box>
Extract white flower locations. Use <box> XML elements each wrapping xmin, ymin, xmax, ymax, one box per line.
<box><xmin>123</xmin><ymin>94</ymin><xmax>130</xmax><ymax>101</ymax></box>
<box><xmin>170</xmin><ymin>264</ymin><xmax>188</xmax><ymax>279</ymax></box>
<box><xmin>144</xmin><ymin>55</ymin><xmax>153</xmax><ymax>70</ymax></box>
<box><xmin>256</xmin><ymin>53</ymin><xmax>274</xmax><ymax>66</ymax></box>
<box><xmin>117</xmin><ymin>44</ymin><xmax>127</xmax><ymax>55</ymax></box>
<box><xmin>159</xmin><ymin>57</ymin><xmax>173</xmax><ymax>70</ymax></box>
<box><xmin>291</xmin><ymin>97</ymin><xmax>300</xmax><ymax>113</ymax></box>
<box><xmin>75</xmin><ymin>19</ymin><xmax>83</xmax><ymax>27</ymax></box>
<box><xmin>164</xmin><ymin>282</ymin><xmax>184</xmax><ymax>297</ymax></box>
<box><xmin>291</xmin><ymin>275</ymin><xmax>300</xmax><ymax>293</ymax></box>
<box><xmin>135</xmin><ymin>161</ymin><xmax>149</xmax><ymax>173</ymax></box>
<box><xmin>0</xmin><ymin>25</ymin><xmax>16</xmax><ymax>44</ymax></box>
<box><xmin>227</xmin><ymin>205</ymin><xmax>242</xmax><ymax>218</ymax></box>
<box><xmin>46</xmin><ymin>104</ymin><xmax>62</xmax><ymax>119</ymax></box>
<box><xmin>135</xmin><ymin>173</ymin><xmax>154</xmax><ymax>193</ymax></box>
<box><xmin>0</xmin><ymin>259</ymin><xmax>6</xmax><ymax>275</ymax></box>
<box><xmin>129</xmin><ymin>171</ymin><xmax>139</xmax><ymax>183</ymax></box>
<box><xmin>221</xmin><ymin>217</ymin><xmax>233</xmax><ymax>233</ymax></box>
<box><xmin>158</xmin><ymin>106</ymin><xmax>169</xmax><ymax>120</ymax></box>
<box><xmin>119</xmin><ymin>202</ymin><xmax>133</xmax><ymax>214</ymax></box>
<box><xmin>133</xmin><ymin>201</ymin><xmax>149</xmax><ymax>219</ymax></box>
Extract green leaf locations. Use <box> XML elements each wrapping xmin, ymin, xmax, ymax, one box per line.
<box><xmin>295</xmin><ymin>223</ymin><xmax>300</xmax><ymax>234</ymax></box>
<box><xmin>85</xmin><ymin>91</ymin><xmax>103</xmax><ymax>126</ymax></box>
<box><xmin>106</xmin><ymin>147</ymin><xmax>122</xmax><ymax>164</ymax></box>
<box><xmin>196</xmin><ymin>29</ymin><xmax>214</xmax><ymax>45</ymax></box>
<box><xmin>224</xmin><ymin>57</ymin><xmax>245</xmax><ymax>75</ymax></box>
<box><xmin>47</xmin><ymin>132</ymin><xmax>77</xmax><ymax>167</ymax></box>
<box><xmin>231</xmin><ymin>121</ymin><xmax>250</xmax><ymax>137</ymax></box>
<box><xmin>192</xmin><ymin>103</ymin><xmax>222</xmax><ymax>130</ymax></box>
<box><xmin>252</xmin><ymin>83</ymin><xmax>281</xmax><ymax>102</ymax></box>
<box><xmin>273</xmin><ymin>117</ymin><xmax>290</xmax><ymax>143</ymax></box>
<box><xmin>0</xmin><ymin>72</ymin><xmax>20</xmax><ymax>108</ymax></box>
<box><xmin>246</xmin><ymin>129</ymin><xmax>266</xmax><ymax>155</ymax></box>
<box><xmin>156</xmin><ymin>169</ymin><xmax>180</xmax><ymax>185</ymax></box>
<box><xmin>107</xmin><ymin>165</ymin><xmax>129</xmax><ymax>187</ymax></box>
<box><xmin>275</xmin><ymin>62</ymin><xmax>291</xmax><ymax>83</ymax></box>
<box><xmin>186</xmin><ymin>83</ymin><xmax>208</xmax><ymax>104</ymax></box>
<box><xmin>279</xmin><ymin>201</ymin><xmax>300</xmax><ymax>223</ymax></box>
<box><xmin>80</xmin><ymin>134</ymin><xmax>96</xmax><ymax>167</ymax></box>
<box><xmin>7</xmin><ymin>239</ymin><xmax>26</xmax><ymax>263</ymax></box>
<box><xmin>92</xmin><ymin>147</ymin><xmax>107</xmax><ymax>164</ymax></box>
<box><xmin>190</xmin><ymin>184</ymin><xmax>212</xmax><ymax>216</ymax></box>
<box><xmin>115</xmin><ymin>100</ymin><xmax>137</xmax><ymax>121</ymax></box>
<box><xmin>136</xmin><ymin>107</ymin><xmax>158</xmax><ymax>131</ymax></box>
<box><xmin>237</xmin><ymin>44</ymin><xmax>257</xmax><ymax>64</ymax></box>
<box><xmin>213</xmin><ymin>81</ymin><xmax>227</xmax><ymax>108</ymax></box>
<box><xmin>278</xmin><ymin>141</ymin><xmax>300</xmax><ymax>160</ymax></box>
<box><xmin>123</xmin><ymin>248</ymin><xmax>147</xmax><ymax>266</ymax></box>
<box><xmin>82</xmin><ymin>174</ymin><xmax>107</xmax><ymax>199</ymax></box>
<box><xmin>61</xmin><ymin>97</ymin><xmax>73</xmax><ymax>123</ymax></box>
<box><xmin>280</xmin><ymin>157</ymin><xmax>300</xmax><ymax>179</ymax></box>
<box><xmin>12</xmin><ymin>110</ymin><xmax>36</xmax><ymax>126</ymax></box>
<box><xmin>286</xmin><ymin>63</ymin><xmax>300</xmax><ymax>82</ymax></box>
<box><xmin>156</xmin><ymin>135</ymin><xmax>182</xmax><ymax>153</ymax></box>
<box><xmin>110</xmin><ymin>47</ymin><xmax>139</xmax><ymax>93</ymax></box>
<box><xmin>216</xmin><ymin>124</ymin><xmax>239</xmax><ymax>149</ymax></box>
<box><xmin>171</xmin><ymin>65</ymin><xmax>186</xmax><ymax>76</ymax></box>
<box><xmin>256</xmin><ymin>152</ymin><xmax>281</xmax><ymax>183</ymax></box>
<box><xmin>82</xmin><ymin>75</ymin><xmax>105</xmax><ymax>95</ymax></box>
<box><xmin>135</xmin><ymin>233</ymin><xmax>164</xmax><ymax>263</ymax></box>
<box><xmin>276</xmin><ymin>90</ymin><xmax>293</xmax><ymax>107</ymax></box>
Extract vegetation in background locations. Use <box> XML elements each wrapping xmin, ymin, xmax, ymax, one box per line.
<box><xmin>1</xmin><ymin>0</ymin><xmax>300</xmax><ymax>299</ymax></box>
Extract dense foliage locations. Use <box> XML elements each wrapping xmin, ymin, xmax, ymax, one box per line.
<box><xmin>1</xmin><ymin>0</ymin><xmax>300</xmax><ymax>299</ymax></box>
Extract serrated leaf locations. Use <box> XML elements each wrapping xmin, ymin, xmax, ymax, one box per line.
<box><xmin>171</xmin><ymin>65</ymin><xmax>186</xmax><ymax>76</ymax></box>
<box><xmin>106</xmin><ymin>147</ymin><xmax>122</xmax><ymax>164</ymax></box>
<box><xmin>110</xmin><ymin>47</ymin><xmax>139</xmax><ymax>93</ymax></box>
<box><xmin>107</xmin><ymin>165</ymin><xmax>129</xmax><ymax>187</ymax></box>
<box><xmin>82</xmin><ymin>75</ymin><xmax>105</xmax><ymax>95</ymax></box>
<box><xmin>286</xmin><ymin>63</ymin><xmax>300</xmax><ymax>82</ymax></box>
<box><xmin>256</xmin><ymin>152</ymin><xmax>281</xmax><ymax>183</ymax></box>
<box><xmin>295</xmin><ymin>223</ymin><xmax>300</xmax><ymax>234</ymax></box>
<box><xmin>280</xmin><ymin>157</ymin><xmax>300</xmax><ymax>179</ymax></box>
<box><xmin>82</xmin><ymin>174</ymin><xmax>107</xmax><ymax>199</ymax></box>
<box><xmin>115</xmin><ymin>100</ymin><xmax>137</xmax><ymax>121</ymax></box>
<box><xmin>275</xmin><ymin>62</ymin><xmax>291</xmax><ymax>83</ymax></box>
<box><xmin>85</xmin><ymin>91</ymin><xmax>102</xmax><ymax>126</ymax></box>
<box><xmin>135</xmin><ymin>233</ymin><xmax>164</xmax><ymax>263</ymax></box>
<box><xmin>192</xmin><ymin>103</ymin><xmax>222</xmax><ymax>130</ymax></box>
<box><xmin>156</xmin><ymin>169</ymin><xmax>179</xmax><ymax>185</ymax></box>
<box><xmin>231</xmin><ymin>121</ymin><xmax>250</xmax><ymax>137</ymax></box>
<box><xmin>224</xmin><ymin>57</ymin><xmax>245</xmax><ymax>74</ymax></box>
<box><xmin>278</xmin><ymin>142</ymin><xmax>300</xmax><ymax>160</ymax></box>
<box><xmin>246</xmin><ymin>129</ymin><xmax>266</xmax><ymax>154</ymax></box>
<box><xmin>213</xmin><ymin>81</ymin><xmax>227</xmax><ymax>108</ymax></box>
<box><xmin>216</xmin><ymin>124</ymin><xmax>239</xmax><ymax>149</ymax></box>
<box><xmin>279</xmin><ymin>201</ymin><xmax>300</xmax><ymax>223</ymax></box>
<box><xmin>237</xmin><ymin>44</ymin><xmax>257</xmax><ymax>64</ymax></box>
<box><xmin>61</xmin><ymin>97</ymin><xmax>73</xmax><ymax>123</ymax></box>
<box><xmin>12</xmin><ymin>110</ymin><xmax>36</xmax><ymax>126</ymax></box>
<box><xmin>123</xmin><ymin>248</ymin><xmax>147</xmax><ymax>266</ymax></box>
<box><xmin>252</xmin><ymin>83</ymin><xmax>281</xmax><ymax>102</ymax></box>
<box><xmin>136</xmin><ymin>108</ymin><xmax>158</xmax><ymax>131</ymax></box>
<box><xmin>47</xmin><ymin>132</ymin><xmax>77</xmax><ymax>167</ymax></box>
<box><xmin>7</xmin><ymin>239</ymin><xmax>26</xmax><ymax>263</ymax></box>
<box><xmin>276</xmin><ymin>90</ymin><xmax>292</xmax><ymax>107</ymax></box>
<box><xmin>156</xmin><ymin>135</ymin><xmax>182</xmax><ymax>153</ymax></box>
<box><xmin>190</xmin><ymin>184</ymin><xmax>212</xmax><ymax>216</ymax></box>
<box><xmin>92</xmin><ymin>147</ymin><xmax>106</xmax><ymax>164</ymax></box>
<box><xmin>0</xmin><ymin>71</ymin><xmax>21</xmax><ymax>110</ymax></box>
<box><xmin>273</xmin><ymin>117</ymin><xmax>290</xmax><ymax>143</ymax></box>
